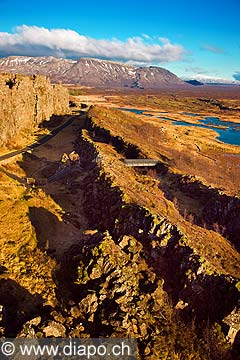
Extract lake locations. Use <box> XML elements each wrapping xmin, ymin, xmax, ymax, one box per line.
<box><xmin>118</xmin><ymin>108</ymin><xmax>240</xmax><ymax>146</ymax></box>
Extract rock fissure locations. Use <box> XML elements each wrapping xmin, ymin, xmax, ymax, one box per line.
<box><xmin>74</xmin><ymin>127</ymin><xmax>240</xmax><ymax>325</ymax></box>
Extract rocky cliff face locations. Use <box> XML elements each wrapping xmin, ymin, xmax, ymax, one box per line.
<box><xmin>71</xmin><ymin>129</ymin><xmax>240</xmax><ymax>358</ymax></box>
<box><xmin>0</xmin><ymin>56</ymin><xmax>187</xmax><ymax>88</ymax></box>
<box><xmin>0</xmin><ymin>73</ymin><xmax>69</xmax><ymax>147</ymax></box>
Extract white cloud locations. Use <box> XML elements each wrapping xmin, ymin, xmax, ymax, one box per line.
<box><xmin>183</xmin><ymin>74</ymin><xmax>240</xmax><ymax>84</ymax></box>
<box><xmin>142</xmin><ymin>34</ymin><xmax>151</xmax><ymax>40</ymax></box>
<box><xmin>0</xmin><ymin>25</ymin><xmax>186</xmax><ymax>64</ymax></box>
<box><xmin>201</xmin><ymin>44</ymin><xmax>225</xmax><ymax>54</ymax></box>
<box><xmin>185</xmin><ymin>67</ymin><xmax>209</xmax><ymax>75</ymax></box>
<box><xmin>158</xmin><ymin>37</ymin><xmax>170</xmax><ymax>44</ymax></box>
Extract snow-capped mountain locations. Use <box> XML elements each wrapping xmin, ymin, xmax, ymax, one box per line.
<box><xmin>0</xmin><ymin>56</ymin><xmax>76</xmax><ymax>81</ymax></box>
<box><xmin>0</xmin><ymin>56</ymin><xmax>187</xmax><ymax>88</ymax></box>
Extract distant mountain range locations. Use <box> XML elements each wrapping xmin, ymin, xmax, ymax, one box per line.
<box><xmin>0</xmin><ymin>56</ymin><xmax>187</xmax><ymax>89</ymax></box>
<box><xmin>183</xmin><ymin>75</ymin><xmax>240</xmax><ymax>86</ymax></box>
<box><xmin>185</xmin><ymin>79</ymin><xmax>204</xmax><ymax>86</ymax></box>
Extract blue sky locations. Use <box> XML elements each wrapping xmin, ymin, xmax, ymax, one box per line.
<box><xmin>0</xmin><ymin>0</ymin><xmax>239</xmax><ymax>80</ymax></box>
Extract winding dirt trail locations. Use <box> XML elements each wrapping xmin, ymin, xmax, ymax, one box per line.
<box><xmin>20</xmin><ymin>113</ymin><xmax>90</xmax><ymax>258</ymax></box>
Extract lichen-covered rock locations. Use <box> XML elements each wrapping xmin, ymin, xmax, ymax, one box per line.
<box><xmin>43</xmin><ymin>321</ymin><xmax>66</xmax><ymax>337</ymax></box>
<box><xmin>17</xmin><ymin>317</ymin><xmax>41</xmax><ymax>338</ymax></box>
<box><xmin>66</xmin><ymin>233</ymin><xmax>200</xmax><ymax>358</ymax></box>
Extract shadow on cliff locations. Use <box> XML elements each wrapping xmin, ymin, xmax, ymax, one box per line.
<box><xmin>135</xmin><ymin>166</ymin><xmax>240</xmax><ymax>252</ymax></box>
<box><xmin>0</xmin><ymin>279</ymin><xmax>43</xmax><ymax>337</ymax></box>
<box><xmin>155</xmin><ymin>172</ymin><xmax>240</xmax><ymax>252</ymax></box>
<box><xmin>28</xmin><ymin>206</ymin><xmax>84</xmax><ymax>304</ymax></box>
<box><xmin>29</xmin><ymin>207</ymin><xmax>61</xmax><ymax>254</ymax></box>
<box><xmin>40</xmin><ymin>114</ymin><xmax>73</xmax><ymax>130</ymax></box>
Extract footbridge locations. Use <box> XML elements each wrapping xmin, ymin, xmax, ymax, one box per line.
<box><xmin>123</xmin><ymin>159</ymin><xmax>159</xmax><ymax>167</ymax></box>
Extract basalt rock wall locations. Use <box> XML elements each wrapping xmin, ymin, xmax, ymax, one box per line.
<box><xmin>178</xmin><ymin>175</ymin><xmax>240</xmax><ymax>250</ymax></box>
<box><xmin>86</xmin><ymin>109</ymin><xmax>240</xmax><ymax>251</ymax></box>
<box><xmin>0</xmin><ymin>73</ymin><xmax>69</xmax><ymax>146</ymax></box>
<box><xmin>74</xmin><ymin>129</ymin><xmax>240</xmax><ymax>325</ymax></box>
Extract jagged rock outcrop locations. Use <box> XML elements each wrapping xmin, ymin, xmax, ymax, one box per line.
<box><xmin>177</xmin><ymin>175</ymin><xmax>240</xmax><ymax>249</ymax></box>
<box><xmin>0</xmin><ymin>73</ymin><xmax>69</xmax><ymax>147</ymax></box>
<box><xmin>75</xmin><ymin>129</ymin><xmax>239</xmax><ymax>295</ymax></box>
<box><xmin>12</xmin><ymin>229</ymin><xmax>238</xmax><ymax>358</ymax></box>
<box><xmin>72</xmin><ymin>127</ymin><xmax>240</xmax><ymax>357</ymax></box>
